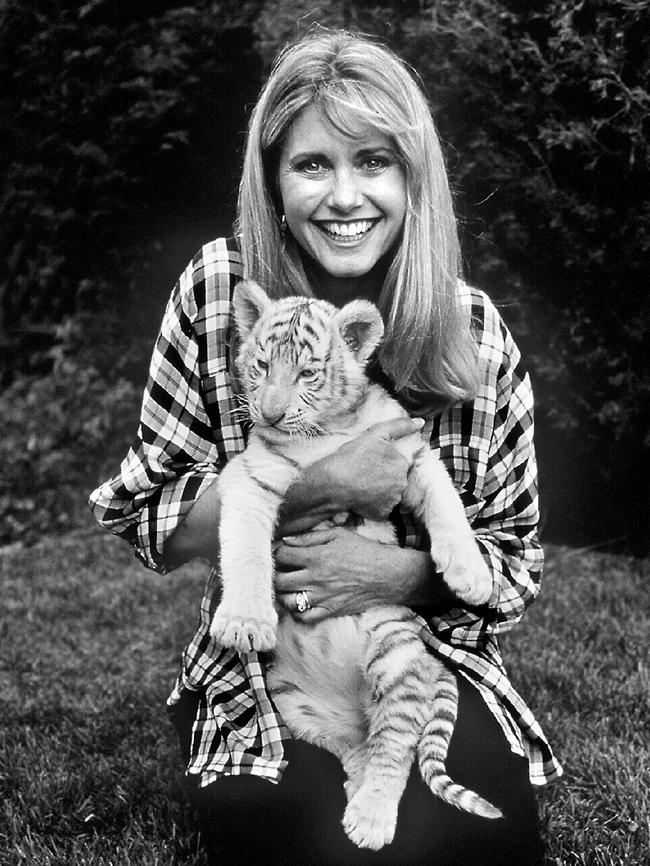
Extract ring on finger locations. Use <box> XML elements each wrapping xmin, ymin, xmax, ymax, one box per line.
<box><xmin>295</xmin><ymin>590</ymin><xmax>311</xmax><ymax>613</ymax></box>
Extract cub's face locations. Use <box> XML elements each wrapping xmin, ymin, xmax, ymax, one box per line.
<box><xmin>232</xmin><ymin>280</ymin><xmax>384</xmax><ymax>435</ymax></box>
<box><xmin>238</xmin><ymin>300</ymin><xmax>347</xmax><ymax>434</ymax></box>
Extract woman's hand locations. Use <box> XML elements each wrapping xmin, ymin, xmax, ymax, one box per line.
<box><xmin>274</xmin><ymin>524</ymin><xmax>452</xmax><ymax>623</ymax></box>
<box><xmin>277</xmin><ymin>416</ymin><xmax>423</xmax><ymax>537</ymax></box>
<box><xmin>275</xmin><ymin>525</ymin><xmax>397</xmax><ymax>621</ymax></box>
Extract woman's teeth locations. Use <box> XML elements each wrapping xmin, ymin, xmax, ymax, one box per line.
<box><xmin>319</xmin><ymin>220</ymin><xmax>376</xmax><ymax>238</ymax></box>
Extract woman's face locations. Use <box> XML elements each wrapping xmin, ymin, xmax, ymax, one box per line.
<box><xmin>277</xmin><ymin>104</ymin><xmax>407</xmax><ymax>303</ymax></box>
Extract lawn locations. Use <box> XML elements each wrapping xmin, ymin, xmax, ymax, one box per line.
<box><xmin>0</xmin><ymin>528</ymin><xmax>648</xmax><ymax>865</ymax></box>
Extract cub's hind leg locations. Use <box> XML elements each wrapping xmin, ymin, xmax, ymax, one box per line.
<box><xmin>340</xmin><ymin>743</ymin><xmax>369</xmax><ymax>803</ymax></box>
<box><xmin>341</xmin><ymin>606</ymin><xmax>428</xmax><ymax>851</ymax></box>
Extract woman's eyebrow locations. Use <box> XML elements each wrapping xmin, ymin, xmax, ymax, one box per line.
<box><xmin>356</xmin><ymin>145</ymin><xmax>397</xmax><ymax>157</ymax></box>
<box><xmin>287</xmin><ymin>150</ymin><xmax>327</xmax><ymax>162</ymax></box>
<box><xmin>287</xmin><ymin>145</ymin><xmax>396</xmax><ymax>161</ymax></box>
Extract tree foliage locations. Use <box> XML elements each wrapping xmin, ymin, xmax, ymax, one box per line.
<box><xmin>399</xmin><ymin>0</ymin><xmax>649</xmax><ymax>433</ymax></box>
<box><xmin>0</xmin><ymin>0</ymin><xmax>263</xmax><ymax>542</ymax></box>
<box><xmin>0</xmin><ymin>318</ymin><xmax>143</xmax><ymax>545</ymax></box>
<box><xmin>0</xmin><ymin>0</ymin><xmax>262</xmax><ymax>377</ymax></box>
<box><xmin>252</xmin><ymin>0</ymin><xmax>650</xmax><ymax>548</ymax></box>
<box><xmin>401</xmin><ymin>0</ymin><xmax>650</xmax><ymax>547</ymax></box>
<box><xmin>1</xmin><ymin>0</ymin><xmax>648</xmax><ymax>548</ymax></box>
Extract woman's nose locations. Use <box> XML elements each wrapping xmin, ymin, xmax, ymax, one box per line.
<box><xmin>326</xmin><ymin>168</ymin><xmax>364</xmax><ymax>212</ymax></box>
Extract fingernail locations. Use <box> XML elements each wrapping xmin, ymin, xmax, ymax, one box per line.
<box><xmin>412</xmin><ymin>417</ymin><xmax>425</xmax><ymax>427</ymax></box>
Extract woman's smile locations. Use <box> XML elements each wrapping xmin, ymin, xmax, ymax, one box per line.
<box><xmin>315</xmin><ymin>218</ymin><xmax>381</xmax><ymax>241</ymax></box>
<box><xmin>277</xmin><ymin>105</ymin><xmax>407</xmax><ymax>302</ymax></box>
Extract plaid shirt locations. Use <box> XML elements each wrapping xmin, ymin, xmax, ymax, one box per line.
<box><xmin>89</xmin><ymin>236</ymin><xmax>562</xmax><ymax>789</ymax></box>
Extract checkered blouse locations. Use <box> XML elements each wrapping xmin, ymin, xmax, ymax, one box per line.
<box><xmin>89</xmin><ymin>236</ymin><xmax>562</xmax><ymax>789</ymax></box>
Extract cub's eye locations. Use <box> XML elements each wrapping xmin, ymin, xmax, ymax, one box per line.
<box><xmin>256</xmin><ymin>359</ymin><xmax>269</xmax><ymax>373</ymax></box>
<box><xmin>299</xmin><ymin>368</ymin><xmax>318</xmax><ymax>380</ymax></box>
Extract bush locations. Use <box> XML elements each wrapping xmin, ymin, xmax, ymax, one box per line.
<box><xmin>251</xmin><ymin>0</ymin><xmax>650</xmax><ymax>550</ymax></box>
<box><xmin>0</xmin><ymin>0</ymin><xmax>263</xmax><ymax>544</ymax></box>
<box><xmin>398</xmin><ymin>0</ymin><xmax>650</xmax><ymax>549</ymax></box>
<box><xmin>0</xmin><ymin>292</ymin><xmax>146</xmax><ymax>544</ymax></box>
<box><xmin>0</xmin><ymin>0</ymin><xmax>262</xmax><ymax>380</ymax></box>
<box><xmin>2</xmin><ymin>0</ymin><xmax>648</xmax><ymax>549</ymax></box>
<box><xmin>398</xmin><ymin>0</ymin><xmax>649</xmax><ymax>430</ymax></box>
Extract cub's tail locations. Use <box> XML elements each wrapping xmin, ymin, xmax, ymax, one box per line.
<box><xmin>417</xmin><ymin>670</ymin><xmax>502</xmax><ymax>820</ymax></box>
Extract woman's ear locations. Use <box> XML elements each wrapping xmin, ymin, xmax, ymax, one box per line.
<box><xmin>233</xmin><ymin>280</ymin><xmax>272</xmax><ymax>340</ymax></box>
<box><xmin>334</xmin><ymin>300</ymin><xmax>385</xmax><ymax>363</ymax></box>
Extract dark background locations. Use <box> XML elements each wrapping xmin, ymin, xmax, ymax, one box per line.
<box><xmin>1</xmin><ymin>0</ymin><xmax>648</xmax><ymax>553</ymax></box>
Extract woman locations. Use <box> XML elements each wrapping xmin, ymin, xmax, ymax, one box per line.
<box><xmin>90</xmin><ymin>29</ymin><xmax>561</xmax><ymax>865</ymax></box>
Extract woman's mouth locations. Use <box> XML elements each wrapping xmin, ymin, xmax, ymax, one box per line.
<box><xmin>315</xmin><ymin>219</ymin><xmax>379</xmax><ymax>241</ymax></box>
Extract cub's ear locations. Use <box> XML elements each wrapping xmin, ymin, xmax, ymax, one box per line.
<box><xmin>232</xmin><ymin>280</ymin><xmax>272</xmax><ymax>340</ymax></box>
<box><xmin>334</xmin><ymin>300</ymin><xmax>384</xmax><ymax>363</ymax></box>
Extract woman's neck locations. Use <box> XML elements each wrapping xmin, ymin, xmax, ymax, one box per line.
<box><xmin>300</xmin><ymin>253</ymin><xmax>389</xmax><ymax>308</ymax></box>
<box><xmin>313</xmin><ymin>276</ymin><xmax>381</xmax><ymax>308</ymax></box>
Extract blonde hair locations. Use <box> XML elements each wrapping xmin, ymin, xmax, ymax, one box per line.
<box><xmin>236</xmin><ymin>29</ymin><xmax>478</xmax><ymax>412</ymax></box>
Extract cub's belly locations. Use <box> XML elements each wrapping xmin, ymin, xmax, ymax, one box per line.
<box><xmin>266</xmin><ymin>615</ymin><xmax>370</xmax><ymax>752</ymax></box>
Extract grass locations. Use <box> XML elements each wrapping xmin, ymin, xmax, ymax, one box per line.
<box><xmin>0</xmin><ymin>528</ymin><xmax>648</xmax><ymax>864</ymax></box>
<box><xmin>0</xmin><ymin>529</ymin><xmax>207</xmax><ymax>865</ymax></box>
<box><xmin>503</xmin><ymin>545</ymin><xmax>649</xmax><ymax>865</ymax></box>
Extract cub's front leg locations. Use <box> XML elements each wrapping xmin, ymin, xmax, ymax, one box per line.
<box><xmin>209</xmin><ymin>450</ymin><xmax>294</xmax><ymax>652</ymax></box>
<box><xmin>406</xmin><ymin>449</ymin><xmax>492</xmax><ymax>606</ymax></box>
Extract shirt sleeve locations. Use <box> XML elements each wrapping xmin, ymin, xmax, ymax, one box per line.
<box><xmin>429</xmin><ymin>292</ymin><xmax>544</xmax><ymax>650</ymax></box>
<box><xmin>88</xmin><ymin>251</ymin><xmax>241</xmax><ymax>573</ymax></box>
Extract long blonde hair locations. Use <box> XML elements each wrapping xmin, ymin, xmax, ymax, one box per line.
<box><xmin>236</xmin><ymin>30</ymin><xmax>478</xmax><ymax>412</ymax></box>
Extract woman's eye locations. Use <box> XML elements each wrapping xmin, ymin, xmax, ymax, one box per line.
<box><xmin>363</xmin><ymin>156</ymin><xmax>387</xmax><ymax>172</ymax></box>
<box><xmin>295</xmin><ymin>159</ymin><xmax>326</xmax><ymax>174</ymax></box>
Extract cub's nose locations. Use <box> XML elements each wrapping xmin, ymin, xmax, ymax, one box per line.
<box><xmin>261</xmin><ymin>405</ymin><xmax>286</xmax><ymax>425</ymax></box>
<box><xmin>260</xmin><ymin>385</ymin><xmax>289</xmax><ymax>425</ymax></box>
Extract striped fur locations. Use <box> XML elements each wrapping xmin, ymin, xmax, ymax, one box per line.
<box><xmin>210</xmin><ymin>280</ymin><xmax>501</xmax><ymax>849</ymax></box>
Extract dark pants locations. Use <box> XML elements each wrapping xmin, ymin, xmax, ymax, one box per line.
<box><xmin>168</xmin><ymin>675</ymin><xmax>544</xmax><ymax>865</ymax></box>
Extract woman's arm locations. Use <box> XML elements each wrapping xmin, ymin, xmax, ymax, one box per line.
<box><xmin>428</xmin><ymin>295</ymin><xmax>544</xmax><ymax>649</ymax></box>
<box><xmin>163</xmin><ymin>416</ymin><xmax>423</xmax><ymax>568</ymax></box>
<box><xmin>277</xmin><ymin>417</ymin><xmax>423</xmax><ymax>534</ymax></box>
<box><xmin>162</xmin><ymin>477</ymin><xmax>221</xmax><ymax>569</ymax></box>
<box><xmin>89</xmin><ymin>245</ymin><xmax>241</xmax><ymax>573</ymax></box>
<box><xmin>274</xmin><ymin>525</ymin><xmax>454</xmax><ymax>621</ymax></box>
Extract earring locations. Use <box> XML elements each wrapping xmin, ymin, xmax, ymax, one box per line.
<box><xmin>280</xmin><ymin>214</ymin><xmax>287</xmax><ymax>233</ymax></box>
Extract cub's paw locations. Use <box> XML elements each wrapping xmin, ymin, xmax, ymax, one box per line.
<box><xmin>431</xmin><ymin>534</ymin><xmax>492</xmax><ymax>606</ymax></box>
<box><xmin>342</xmin><ymin>789</ymin><xmax>398</xmax><ymax>851</ymax></box>
<box><xmin>209</xmin><ymin>603</ymin><xmax>278</xmax><ymax>652</ymax></box>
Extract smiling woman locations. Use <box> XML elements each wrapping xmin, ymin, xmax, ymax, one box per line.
<box><xmin>89</xmin><ymin>28</ymin><xmax>560</xmax><ymax>866</ymax></box>
<box><xmin>277</xmin><ymin>105</ymin><xmax>407</xmax><ymax>305</ymax></box>
<box><xmin>238</xmin><ymin>31</ymin><xmax>479</xmax><ymax>408</ymax></box>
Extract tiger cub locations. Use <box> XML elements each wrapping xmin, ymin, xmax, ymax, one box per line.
<box><xmin>210</xmin><ymin>279</ymin><xmax>501</xmax><ymax>850</ymax></box>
